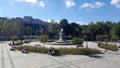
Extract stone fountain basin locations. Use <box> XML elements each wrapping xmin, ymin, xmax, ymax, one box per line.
<box><xmin>49</xmin><ymin>40</ymin><xmax>73</xmax><ymax>45</ymax></box>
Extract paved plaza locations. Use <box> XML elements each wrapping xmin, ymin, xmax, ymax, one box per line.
<box><xmin>0</xmin><ymin>41</ymin><xmax>120</xmax><ymax>68</ymax></box>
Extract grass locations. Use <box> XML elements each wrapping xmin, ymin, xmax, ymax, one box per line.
<box><xmin>99</xmin><ymin>43</ymin><xmax>119</xmax><ymax>51</ymax></box>
<box><xmin>55</xmin><ymin>48</ymin><xmax>101</xmax><ymax>55</ymax></box>
<box><xmin>16</xmin><ymin>46</ymin><xmax>49</xmax><ymax>53</ymax></box>
<box><xmin>15</xmin><ymin>46</ymin><xmax>101</xmax><ymax>55</ymax></box>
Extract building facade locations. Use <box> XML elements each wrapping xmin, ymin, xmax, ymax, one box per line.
<box><xmin>0</xmin><ymin>16</ymin><xmax>48</xmax><ymax>36</ymax></box>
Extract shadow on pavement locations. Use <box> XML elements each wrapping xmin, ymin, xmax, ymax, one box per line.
<box><xmin>88</xmin><ymin>54</ymin><xmax>103</xmax><ymax>58</ymax></box>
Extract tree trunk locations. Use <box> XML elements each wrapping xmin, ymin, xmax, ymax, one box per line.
<box><xmin>43</xmin><ymin>41</ymin><xmax>45</xmax><ymax>47</ymax></box>
<box><xmin>12</xmin><ymin>41</ymin><xmax>14</xmax><ymax>45</ymax></box>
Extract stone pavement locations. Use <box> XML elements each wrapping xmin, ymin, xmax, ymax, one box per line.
<box><xmin>0</xmin><ymin>41</ymin><xmax>120</xmax><ymax>68</ymax></box>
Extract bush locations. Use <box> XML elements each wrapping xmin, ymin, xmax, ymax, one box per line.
<box><xmin>72</xmin><ymin>37</ymin><xmax>84</xmax><ymax>45</ymax></box>
<box><xmin>99</xmin><ymin>43</ymin><xmax>119</xmax><ymax>51</ymax></box>
<box><xmin>16</xmin><ymin>46</ymin><xmax>49</xmax><ymax>53</ymax></box>
<box><xmin>56</xmin><ymin>48</ymin><xmax>101</xmax><ymax>55</ymax></box>
<box><xmin>15</xmin><ymin>46</ymin><xmax>101</xmax><ymax>55</ymax></box>
<box><xmin>11</xmin><ymin>35</ymin><xmax>19</xmax><ymax>41</ymax></box>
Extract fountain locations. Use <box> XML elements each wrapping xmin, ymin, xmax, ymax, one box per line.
<box><xmin>50</xmin><ymin>29</ymin><xmax>72</xmax><ymax>45</ymax></box>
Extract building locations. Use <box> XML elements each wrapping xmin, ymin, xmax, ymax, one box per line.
<box><xmin>0</xmin><ymin>16</ymin><xmax>48</xmax><ymax>36</ymax></box>
<box><xmin>23</xmin><ymin>16</ymin><xmax>48</xmax><ymax>36</ymax></box>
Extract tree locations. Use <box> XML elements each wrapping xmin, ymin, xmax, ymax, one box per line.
<box><xmin>72</xmin><ymin>37</ymin><xmax>84</xmax><ymax>46</ymax></box>
<box><xmin>111</xmin><ymin>35</ymin><xmax>119</xmax><ymax>45</ymax></box>
<box><xmin>39</xmin><ymin>34</ymin><xmax>48</xmax><ymax>47</ymax></box>
<box><xmin>11</xmin><ymin>35</ymin><xmax>19</xmax><ymax>45</ymax></box>
<box><xmin>96</xmin><ymin>34</ymin><xmax>109</xmax><ymax>41</ymax></box>
<box><xmin>96</xmin><ymin>35</ymin><xmax>102</xmax><ymax>41</ymax></box>
<box><xmin>48</xmin><ymin>22</ymin><xmax>59</xmax><ymax>38</ymax></box>
<box><xmin>24</xmin><ymin>26</ymin><xmax>32</xmax><ymax>36</ymax></box>
<box><xmin>70</xmin><ymin>22</ymin><xmax>81</xmax><ymax>38</ymax></box>
<box><xmin>87</xmin><ymin>21</ymin><xmax>113</xmax><ymax>41</ymax></box>
<box><xmin>0</xmin><ymin>19</ymin><xmax>20</xmax><ymax>36</ymax></box>
<box><xmin>102</xmin><ymin>34</ymin><xmax>109</xmax><ymax>52</ymax></box>
<box><xmin>111</xmin><ymin>22</ymin><xmax>120</xmax><ymax>40</ymax></box>
<box><xmin>59</xmin><ymin>19</ymin><xmax>68</xmax><ymax>29</ymax></box>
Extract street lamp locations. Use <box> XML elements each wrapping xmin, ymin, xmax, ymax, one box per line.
<box><xmin>86</xmin><ymin>29</ymin><xmax>89</xmax><ymax>48</ymax></box>
<box><xmin>86</xmin><ymin>35</ymin><xmax>88</xmax><ymax>48</ymax></box>
<box><xmin>105</xmin><ymin>39</ymin><xmax>108</xmax><ymax>52</ymax></box>
<box><xmin>84</xmin><ymin>35</ymin><xmax>88</xmax><ymax>48</ymax></box>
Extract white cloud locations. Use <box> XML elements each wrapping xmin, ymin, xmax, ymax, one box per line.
<box><xmin>15</xmin><ymin>0</ymin><xmax>45</xmax><ymax>7</ymax></box>
<box><xmin>39</xmin><ymin>1</ymin><xmax>45</xmax><ymax>7</ymax></box>
<box><xmin>111</xmin><ymin>0</ymin><xmax>120</xmax><ymax>8</ymax></box>
<box><xmin>16</xmin><ymin>0</ymin><xmax>37</xmax><ymax>3</ymax></box>
<box><xmin>65</xmin><ymin>0</ymin><xmax>75</xmax><ymax>8</ymax></box>
<box><xmin>76</xmin><ymin>21</ymin><xmax>87</xmax><ymax>25</ymax></box>
<box><xmin>80</xmin><ymin>2</ymin><xmax>105</xmax><ymax>9</ymax></box>
<box><xmin>47</xmin><ymin>19</ymin><xmax>59</xmax><ymax>23</ymax></box>
<box><xmin>24</xmin><ymin>0</ymin><xmax>37</xmax><ymax>3</ymax></box>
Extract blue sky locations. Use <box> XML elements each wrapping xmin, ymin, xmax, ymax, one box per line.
<box><xmin>0</xmin><ymin>0</ymin><xmax>120</xmax><ymax>24</ymax></box>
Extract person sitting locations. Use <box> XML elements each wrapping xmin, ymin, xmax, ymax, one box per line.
<box><xmin>49</xmin><ymin>47</ymin><xmax>55</xmax><ymax>55</ymax></box>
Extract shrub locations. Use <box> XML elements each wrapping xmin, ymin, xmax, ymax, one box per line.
<box><xmin>11</xmin><ymin>35</ymin><xmax>19</xmax><ymax>41</ymax></box>
<box><xmin>11</xmin><ymin>35</ymin><xmax>19</xmax><ymax>45</ymax></box>
<box><xmin>16</xmin><ymin>46</ymin><xmax>49</xmax><ymax>53</ymax></box>
<box><xmin>54</xmin><ymin>48</ymin><xmax>101</xmax><ymax>55</ymax></box>
<box><xmin>99</xmin><ymin>43</ymin><xmax>119</xmax><ymax>51</ymax></box>
<box><xmin>72</xmin><ymin>37</ymin><xmax>84</xmax><ymax>45</ymax></box>
<box><xmin>39</xmin><ymin>34</ymin><xmax>48</xmax><ymax>42</ymax></box>
<box><xmin>15</xmin><ymin>46</ymin><xmax>101</xmax><ymax>55</ymax></box>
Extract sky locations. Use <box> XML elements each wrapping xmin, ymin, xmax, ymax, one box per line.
<box><xmin>0</xmin><ymin>0</ymin><xmax>120</xmax><ymax>24</ymax></box>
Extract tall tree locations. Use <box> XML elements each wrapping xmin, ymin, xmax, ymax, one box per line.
<box><xmin>59</xmin><ymin>19</ymin><xmax>68</xmax><ymax>29</ymax></box>
<box><xmin>24</xmin><ymin>26</ymin><xmax>32</xmax><ymax>36</ymax></box>
<box><xmin>111</xmin><ymin>22</ymin><xmax>120</xmax><ymax>41</ymax></box>
<box><xmin>70</xmin><ymin>22</ymin><xmax>81</xmax><ymax>38</ymax></box>
<box><xmin>48</xmin><ymin>20</ymin><xmax>59</xmax><ymax>38</ymax></box>
<box><xmin>39</xmin><ymin>34</ymin><xmax>48</xmax><ymax>47</ymax></box>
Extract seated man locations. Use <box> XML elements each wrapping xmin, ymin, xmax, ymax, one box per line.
<box><xmin>49</xmin><ymin>47</ymin><xmax>55</xmax><ymax>55</ymax></box>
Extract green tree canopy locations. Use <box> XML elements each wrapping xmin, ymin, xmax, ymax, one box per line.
<box><xmin>39</xmin><ymin>34</ymin><xmax>49</xmax><ymax>47</ymax></box>
<box><xmin>111</xmin><ymin>22</ymin><xmax>120</xmax><ymax>40</ymax></box>
<box><xmin>59</xmin><ymin>19</ymin><xmax>68</xmax><ymax>29</ymax></box>
<box><xmin>24</xmin><ymin>26</ymin><xmax>32</xmax><ymax>36</ymax></box>
<box><xmin>11</xmin><ymin>35</ymin><xmax>19</xmax><ymax>41</ymax></box>
<box><xmin>39</xmin><ymin>34</ymin><xmax>48</xmax><ymax>42</ymax></box>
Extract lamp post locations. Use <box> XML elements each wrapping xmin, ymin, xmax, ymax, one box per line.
<box><xmin>86</xmin><ymin>35</ymin><xmax>88</xmax><ymax>48</ymax></box>
<box><xmin>84</xmin><ymin>35</ymin><xmax>88</xmax><ymax>48</ymax></box>
<box><xmin>105</xmin><ymin>39</ymin><xmax>108</xmax><ymax>52</ymax></box>
<box><xmin>104</xmin><ymin>34</ymin><xmax>108</xmax><ymax>52</ymax></box>
<box><xmin>86</xmin><ymin>29</ymin><xmax>89</xmax><ymax>48</ymax></box>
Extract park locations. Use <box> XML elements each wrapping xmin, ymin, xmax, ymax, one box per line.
<box><xmin>0</xmin><ymin>18</ymin><xmax>120</xmax><ymax>68</ymax></box>
<box><xmin>1</xmin><ymin>0</ymin><xmax>120</xmax><ymax>68</ymax></box>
